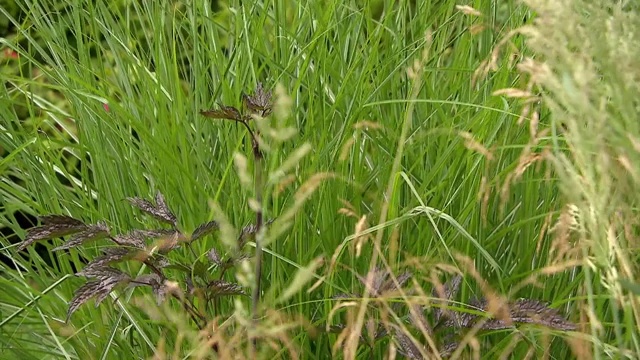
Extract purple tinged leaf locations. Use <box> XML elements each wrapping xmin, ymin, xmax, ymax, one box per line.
<box><xmin>237</xmin><ymin>219</ymin><xmax>275</xmax><ymax>246</ymax></box>
<box><xmin>112</xmin><ymin>229</ymin><xmax>175</xmax><ymax>250</ymax></box>
<box><xmin>379</xmin><ymin>270</ymin><xmax>412</xmax><ymax>293</ymax></box>
<box><xmin>506</xmin><ymin>299</ymin><xmax>577</xmax><ymax>331</ymax></box>
<box><xmin>200</xmin><ymin>105</ymin><xmax>243</xmax><ymax>121</ymax></box>
<box><xmin>66</xmin><ymin>268</ymin><xmax>130</xmax><ymax>321</ymax></box>
<box><xmin>129</xmin><ymin>273</ymin><xmax>162</xmax><ymax>287</ymax></box>
<box><xmin>356</xmin><ymin>267</ymin><xmax>411</xmax><ymax>296</ymax></box>
<box><xmin>129</xmin><ymin>273</ymin><xmax>166</xmax><ymax>304</ymax></box>
<box><xmin>39</xmin><ymin>215</ymin><xmax>86</xmax><ymax>227</ymax></box>
<box><xmin>439</xmin><ymin>341</ymin><xmax>458</xmax><ymax>358</ymax></box>
<box><xmin>19</xmin><ymin>215</ymin><xmax>87</xmax><ymax>251</ymax></box>
<box><xmin>238</xmin><ymin>223</ymin><xmax>258</xmax><ymax>244</ymax></box>
<box><xmin>191</xmin><ymin>221</ymin><xmax>219</xmax><ymax>242</ymax></box>
<box><xmin>112</xmin><ymin>231</ymin><xmax>146</xmax><ymax>249</ymax></box>
<box><xmin>432</xmin><ymin>274</ymin><xmax>462</xmax><ymax>324</ymax></box>
<box><xmin>155</xmin><ymin>257</ymin><xmax>171</xmax><ymax>268</ymax></box>
<box><xmin>409</xmin><ymin>303</ymin><xmax>432</xmax><ymax>336</ymax></box>
<box><xmin>243</xmin><ymin>82</ymin><xmax>272</xmax><ymax>115</ymax></box>
<box><xmin>153</xmin><ymin>230</ymin><xmax>185</xmax><ymax>254</ymax></box>
<box><xmin>126</xmin><ymin>197</ymin><xmax>155</xmax><ymax>215</ymax></box>
<box><xmin>356</xmin><ymin>267</ymin><xmax>389</xmax><ymax>296</ymax></box>
<box><xmin>326</xmin><ymin>324</ymin><xmax>346</xmax><ymax>333</ymax></box>
<box><xmin>446</xmin><ymin>297</ymin><xmax>577</xmax><ymax>331</ymax></box>
<box><xmin>207</xmin><ymin>248</ymin><xmax>222</xmax><ymax>266</ymax></box>
<box><xmin>393</xmin><ymin>326</ymin><xmax>424</xmax><ymax>360</ymax></box>
<box><xmin>82</xmin><ymin>248</ymin><xmax>131</xmax><ymax>272</ymax></box>
<box><xmin>137</xmin><ymin>229</ymin><xmax>177</xmax><ymax>239</ymax></box>
<box><xmin>76</xmin><ymin>266</ymin><xmax>126</xmax><ymax>279</ymax></box>
<box><xmin>154</xmin><ymin>192</ymin><xmax>177</xmax><ymax>226</ymax></box>
<box><xmin>52</xmin><ymin>222</ymin><xmax>110</xmax><ymax>251</ymax></box>
<box><xmin>207</xmin><ymin>280</ymin><xmax>246</xmax><ymax>297</ymax></box>
<box><xmin>126</xmin><ymin>192</ymin><xmax>177</xmax><ymax>226</ymax></box>
<box><xmin>185</xmin><ymin>276</ymin><xmax>195</xmax><ymax>295</ymax></box>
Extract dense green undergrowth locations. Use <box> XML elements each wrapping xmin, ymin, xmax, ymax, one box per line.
<box><xmin>1</xmin><ymin>0</ymin><xmax>638</xmax><ymax>359</ymax></box>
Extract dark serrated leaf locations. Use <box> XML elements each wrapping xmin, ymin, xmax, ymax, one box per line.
<box><xmin>155</xmin><ymin>257</ymin><xmax>171</xmax><ymax>268</ymax></box>
<box><xmin>449</xmin><ymin>297</ymin><xmax>484</xmax><ymax>328</ymax></box>
<box><xmin>326</xmin><ymin>324</ymin><xmax>346</xmax><ymax>333</ymax></box>
<box><xmin>379</xmin><ymin>270</ymin><xmax>412</xmax><ymax>294</ymax></box>
<box><xmin>439</xmin><ymin>341</ymin><xmax>458</xmax><ymax>358</ymax></box>
<box><xmin>448</xmin><ymin>298</ymin><xmax>576</xmax><ymax>331</ymax></box>
<box><xmin>129</xmin><ymin>273</ymin><xmax>163</xmax><ymax>288</ymax></box>
<box><xmin>409</xmin><ymin>303</ymin><xmax>432</xmax><ymax>336</ymax></box>
<box><xmin>137</xmin><ymin>229</ymin><xmax>176</xmax><ymax>239</ymax></box>
<box><xmin>356</xmin><ymin>267</ymin><xmax>389</xmax><ymax>296</ymax></box>
<box><xmin>127</xmin><ymin>194</ymin><xmax>177</xmax><ymax>226</ymax></box>
<box><xmin>19</xmin><ymin>215</ymin><xmax>88</xmax><ymax>251</ymax></box>
<box><xmin>393</xmin><ymin>326</ymin><xmax>424</xmax><ymax>360</ymax></box>
<box><xmin>243</xmin><ymin>83</ymin><xmax>272</xmax><ymax>115</ymax></box>
<box><xmin>207</xmin><ymin>248</ymin><xmax>223</xmax><ymax>266</ymax></box>
<box><xmin>123</xmin><ymin>229</ymin><xmax>181</xmax><ymax>255</ymax></box>
<box><xmin>112</xmin><ymin>231</ymin><xmax>146</xmax><ymax>249</ymax></box>
<box><xmin>128</xmin><ymin>273</ymin><xmax>166</xmax><ymax>304</ymax></box>
<box><xmin>200</xmin><ymin>105</ymin><xmax>243</xmax><ymax>121</ymax></box>
<box><xmin>238</xmin><ymin>219</ymin><xmax>275</xmax><ymax>246</ymax></box>
<box><xmin>191</xmin><ymin>221</ymin><xmax>219</xmax><ymax>242</ymax></box>
<box><xmin>507</xmin><ymin>299</ymin><xmax>576</xmax><ymax>331</ymax></box>
<box><xmin>154</xmin><ymin>192</ymin><xmax>177</xmax><ymax>226</ymax></box>
<box><xmin>40</xmin><ymin>215</ymin><xmax>86</xmax><ymax>227</ymax></box>
<box><xmin>185</xmin><ymin>276</ymin><xmax>195</xmax><ymax>295</ymax></box>
<box><xmin>238</xmin><ymin>223</ymin><xmax>258</xmax><ymax>245</ymax></box>
<box><xmin>76</xmin><ymin>266</ymin><xmax>126</xmax><ymax>279</ymax></box>
<box><xmin>207</xmin><ymin>280</ymin><xmax>246</xmax><ymax>297</ymax></box>
<box><xmin>83</xmin><ymin>248</ymin><xmax>131</xmax><ymax>272</ymax></box>
<box><xmin>433</xmin><ymin>274</ymin><xmax>462</xmax><ymax>324</ymax></box>
<box><xmin>66</xmin><ymin>269</ymin><xmax>130</xmax><ymax>321</ymax></box>
<box><xmin>152</xmin><ymin>230</ymin><xmax>185</xmax><ymax>254</ymax></box>
<box><xmin>126</xmin><ymin>197</ymin><xmax>155</xmax><ymax>215</ymax></box>
<box><xmin>52</xmin><ymin>222</ymin><xmax>110</xmax><ymax>251</ymax></box>
<box><xmin>374</xmin><ymin>325</ymin><xmax>388</xmax><ymax>340</ymax></box>
<box><xmin>444</xmin><ymin>275</ymin><xmax>462</xmax><ymax>300</ymax></box>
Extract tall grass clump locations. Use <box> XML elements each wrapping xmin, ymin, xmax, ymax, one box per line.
<box><xmin>2</xmin><ymin>0</ymin><xmax>632</xmax><ymax>358</ymax></box>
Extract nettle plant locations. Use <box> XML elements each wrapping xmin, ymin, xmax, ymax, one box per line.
<box><xmin>18</xmin><ymin>83</ymin><xmax>282</xmax><ymax>328</ymax></box>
